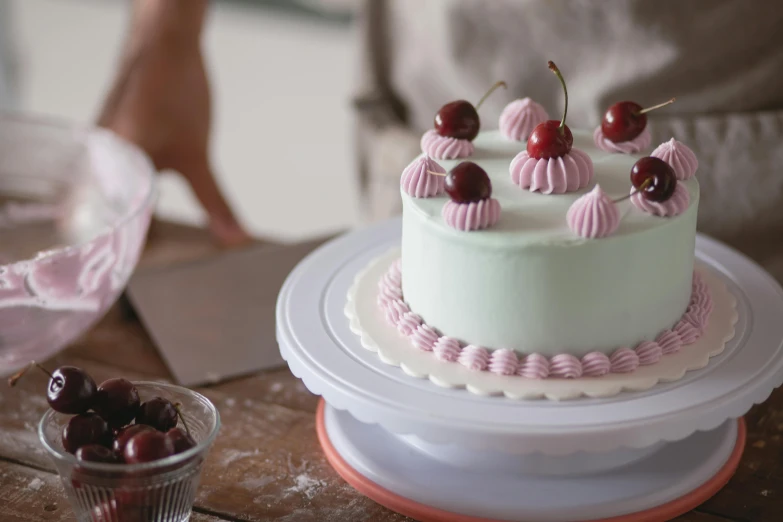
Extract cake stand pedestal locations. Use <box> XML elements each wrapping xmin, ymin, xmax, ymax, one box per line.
<box><xmin>276</xmin><ymin>218</ymin><xmax>783</xmax><ymax>522</ymax></box>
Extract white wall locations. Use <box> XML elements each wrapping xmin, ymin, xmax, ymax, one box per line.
<box><xmin>11</xmin><ymin>0</ymin><xmax>358</xmax><ymax>241</ymax></box>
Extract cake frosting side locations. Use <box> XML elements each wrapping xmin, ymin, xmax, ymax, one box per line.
<box><xmin>400</xmin><ymin>129</ymin><xmax>699</xmax><ymax>357</ymax></box>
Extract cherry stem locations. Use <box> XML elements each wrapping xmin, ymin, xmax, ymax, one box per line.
<box><xmin>547</xmin><ymin>61</ymin><xmax>568</xmax><ymax>133</ymax></box>
<box><xmin>613</xmin><ymin>178</ymin><xmax>652</xmax><ymax>203</ymax></box>
<box><xmin>474</xmin><ymin>80</ymin><xmax>507</xmax><ymax>110</ymax></box>
<box><xmin>637</xmin><ymin>97</ymin><xmax>676</xmax><ymax>115</ymax></box>
<box><xmin>173</xmin><ymin>402</ymin><xmax>192</xmax><ymax>437</ymax></box>
<box><xmin>7</xmin><ymin>361</ymin><xmax>59</xmax><ymax>387</ymax></box>
<box><xmin>426</xmin><ymin>170</ymin><xmax>447</xmax><ymax>177</ymax></box>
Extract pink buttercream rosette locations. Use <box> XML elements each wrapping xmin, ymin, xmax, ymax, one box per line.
<box><xmin>499</xmin><ymin>98</ymin><xmax>548</xmax><ymax>141</ymax></box>
<box><xmin>420</xmin><ymin>129</ymin><xmax>474</xmax><ymax>160</ymax></box>
<box><xmin>442</xmin><ymin>198</ymin><xmax>501</xmax><ymax>231</ymax></box>
<box><xmin>400</xmin><ymin>156</ymin><xmax>446</xmax><ymax>198</ymax></box>
<box><xmin>651</xmin><ymin>138</ymin><xmax>698</xmax><ymax>180</ymax></box>
<box><xmin>630</xmin><ymin>182</ymin><xmax>690</xmax><ymax>217</ymax></box>
<box><xmin>509</xmin><ymin>148</ymin><xmax>593</xmax><ymax>194</ymax></box>
<box><xmin>593</xmin><ymin>126</ymin><xmax>651</xmax><ymax>154</ymax></box>
<box><xmin>566</xmin><ymin>185</ymin><xmax>620</xmax><ymax>239</ymax></box>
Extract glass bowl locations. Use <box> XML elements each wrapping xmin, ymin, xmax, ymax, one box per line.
<box><xmin>39</xmin><ymin>381</ymin><xmax>220</xmax><ymax>522</ymax></box>
<box><xmin>0</xmin><ymin>114</ymin><xmax>155</xmax><ymax>376</ymax></box>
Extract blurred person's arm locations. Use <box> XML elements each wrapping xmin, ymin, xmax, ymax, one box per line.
<box><xmin>352</xmin><ymin>0</ymin><xmax>419</xmax><ymax>222</ymax></box>
<box><xmin>98</xmin><ymin>0</ymin><xmax>250</xmax><ymax>247</ymax></box>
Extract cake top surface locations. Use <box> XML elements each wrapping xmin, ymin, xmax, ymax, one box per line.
<box><xmin>402</xmin><ymin>129</ymin><xmax>699</xmax><ymax>249</ymax></box>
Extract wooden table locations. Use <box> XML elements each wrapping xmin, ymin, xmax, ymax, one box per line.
<box><xmin>1</xmin><ymin>220</ymin><xmax>781</xmax><ymax>522</ymax></box>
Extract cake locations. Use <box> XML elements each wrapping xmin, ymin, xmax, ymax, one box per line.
<box><xmin>375</xmin><ymin>62</ymin><xmax>710</xmax><ymax>381</ymax></box>
<box><xmin>399</xmin><ymin>129</ymin><xmax>698</xmax><ymax>360</ymax></box>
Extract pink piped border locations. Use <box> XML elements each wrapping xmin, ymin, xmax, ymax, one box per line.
<box><xmin>378</xmin><ymin>258</ymin><xmax>712</xmax><ymax>379</ymax></box>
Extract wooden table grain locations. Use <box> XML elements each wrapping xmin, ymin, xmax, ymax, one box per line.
<box><xmin>1</xmin><ymin>219</ymin><xmax>780</xmax><ymax>522</ymax></box>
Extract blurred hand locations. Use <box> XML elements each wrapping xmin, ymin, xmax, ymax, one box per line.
<box><xmin>98</xmin><ymin>2</ymin><xmax>251</xmax><ymax>248</ymax></box>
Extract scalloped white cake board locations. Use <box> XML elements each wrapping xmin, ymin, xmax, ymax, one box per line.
<box><xmin>347</xmin><ymin>248</ymin><xmax>738</xmax><ymax>401</ymax></box>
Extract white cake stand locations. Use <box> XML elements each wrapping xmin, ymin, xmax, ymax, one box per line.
<box><xmin>276</xmin><ymin>218</ymin><xmax>783</xmax><ymax>522</ymax></box>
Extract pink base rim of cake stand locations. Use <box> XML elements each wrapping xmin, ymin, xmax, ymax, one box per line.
<box><xmin>316</xmin><ymin>399</ymin><xmax>746</xmax><ymax>522</ymax></box>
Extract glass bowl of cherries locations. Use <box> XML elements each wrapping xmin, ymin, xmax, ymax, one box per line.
<box><xmin>14</xmin><ymin>363</ymin><xmax>220</xmax><ymax>522</ymax></box>
<box><xmin>0</xmin><ymin>114</ymin><xmax>154</xmax><ymax>377</ymax></box>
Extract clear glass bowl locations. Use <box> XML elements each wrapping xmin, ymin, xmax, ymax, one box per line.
<box><xmin>39</xmin><ymin>381</ymin><xmax>220</xmax><ymax>522</ymax></box>
<box><xmin>0</xmin><ymin>114</ymin><xmax>155</xmax><ymax>376</ymax></box>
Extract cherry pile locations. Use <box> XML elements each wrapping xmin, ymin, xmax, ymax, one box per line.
<box><xmin>9</xmin><ymin>363</ymin><xmax>196</xmax><ymax>464</ymax></box>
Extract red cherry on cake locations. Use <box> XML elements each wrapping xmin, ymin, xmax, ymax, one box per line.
<box><xmin>527</xmin><ymin>120</ymin><xmax>574</xmax><ymax>160</ymax></box>
<box><xmin>631</xmin><ymin>156</ymin><xmax>677</xmax><ymax>202</ymax></box>
<box><xmin>434</xmin><ymin>80</ymin><xmax>506</xmax><ymax>141</ymax></box>
<box><xmin>527</xmin><ymin>61</ymin><xmax>573</xmax><ymax>160</ymax></box>
<box><xmin>445</xmin><ymin>162</ymin><xmax>492</xmax><ymax>203</ymax></box>
<box><xmin>601</xmin><ymin>98</ymin><xmax>676</xmax><ymax>143</ymax></box>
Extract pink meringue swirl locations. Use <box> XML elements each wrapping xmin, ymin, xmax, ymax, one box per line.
<box><xmin>509</xmin><ymin>148</ymin><xmax>593</xmax><ymax>194</ymax></box>
<box><xmin>631</xmin><ymin>182</ymin><xmax>690</xmax><ymax>217</ymax></box>
<box><xmin>581</xmin><ymin>352</ymin><xmax>611</xmax><ymax>377</ymax></box>
<box><xmin>384</xmin><ymin>299</ymin><xmax>410</xmax><ymax>325</ymax></box>
<box><xmin>655</xmin><ymin>329</ymin><xmax>683</xmax><ymax>355</ymax></box>
<box><xmin>499</xmin><ymin>98</ymin><xmax>549</xmax><ymax>141</ymax></box>
<box><xmin>635</xmin><ymin>341</ymin><xmax>663</xmax><ymax>366</ymax></box>
<box><xmin>566</xmin><ymin>185</ymin><xmax>620</xmax><ymax>239</ymax></box>
<box><xmin>684</xmin><ymin>306</ymin><xmax>710</xmax><ymax>331</ymax></box>
<box><xmin>609</xmin><ymin>348</ymin><xmax>640</xmax><ymax>373</ymax></box>
<box><xmin>517</xmin><ymin>353</ymin><xmax>550</xmax><ymax>379</ymax></box>
<box><xmin>377</xmin><ymin>259</ymin><xmax>713</xmax><ymax>380</ymax></box>
<box><xmin>593</xmin><ymin>126</ymin><xmax>652</xmax><ymax>154</ymax></box>
<box><xmin>420</xmin><ymin>129</ymin><xmax>474</xmax><ymax>160</ymax></box>
<box><xmin>689</xmin><ymin>299</ymin><xmax>713</xmax><ymax>322</ymax></box>
<box><xmin>674</xmin><ymin>319</ymin><xmax>700</xmax><ymax>344</ymax></box>
<box><xmin>397</xmin><ymin>311</ymin><xmax>422</xmax><ymax>336</ymax></box>
<box><xmin>433</xmin><ymin>336</ymin><xmax>461</xmax><ymax>362</ymax></box>
<box><xmin>411</xmin><ymin>324</ymin><xmax>439</xmax><ymax>352</ymax></box>
<box><xmin>488</xmin><ymin>348</ymin><xmax>519</xmax><ymax>376</ymax></box>
<box><xmin>377</xmin><ymin>283</ymin><xmax>402</xmax><ymax>307</ymax></box>
<box><xmin>442</xmin><ymin>198</ymin><xmax>501</xmax><ymax>231</ymax></box>
<box><xmin>550</xmin><ymin>354</ymin><xmax>583</xmax><ymax>379</ymax></box>
<box><xmin>381</xmin><ymin>260</ymin><xmax>402</xmax><ymax>289</ymax></box>
<box><xmin>651</xmin><ymin>138</ymin><xmax>698</xmax><ymax>180</ymax></box>
<box><xmin>401</xmin><ymin>156</ymin><xmax>446</xmax><ymax>198</ymax></box>
<box><xmin>458</xmin><ymin>345</ymin><xmax>490</xmax><ymax>371</ymax></box>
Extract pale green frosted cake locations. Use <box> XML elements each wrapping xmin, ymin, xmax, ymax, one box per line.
<box><xmin>400</xmin><ymin>129</ymin><xmax>699</xmax><ymax>357</ymax></box>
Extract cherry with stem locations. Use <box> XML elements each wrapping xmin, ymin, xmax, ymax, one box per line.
<box><xmin>550</xmin><ymin>61</ymin><xmax>568</xmax><ymax>135</ymax></box>
<box><xmin>526</xmin><ymin>61</ymin><xmax>574</xmax><ymax>159</ymax></box>
<box><xmin>8</xmin><ymin>361</ymin><xmax>58</xmax><ymax>387</ymax></box>
<box><xmin>637</xmin><ymin>98</ymin><xmax>676</xmax><ymax>115</ymax></box>
<box><xmin>612</xmin><ymin>178</ymin><xmax>652</xmax><ymax>203</ymax></box>
<box><xmin>9</xmin><ymin>361</ymin><xmax>96</xmax><ymax>414</ymax></box>
<box><xmin>434</xmin><ymin>81</ymin><xmax>507</xmax><ymax>141</ymax></box>
<box><xmin>475</xmin><ymin>81</ymin><xmax>508</xmax><ymax>111</ymax></box>
<box><xmin>601</xmin><ymin>97</ymin><xmax>676</xmax><ymax>143</ymax></box>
